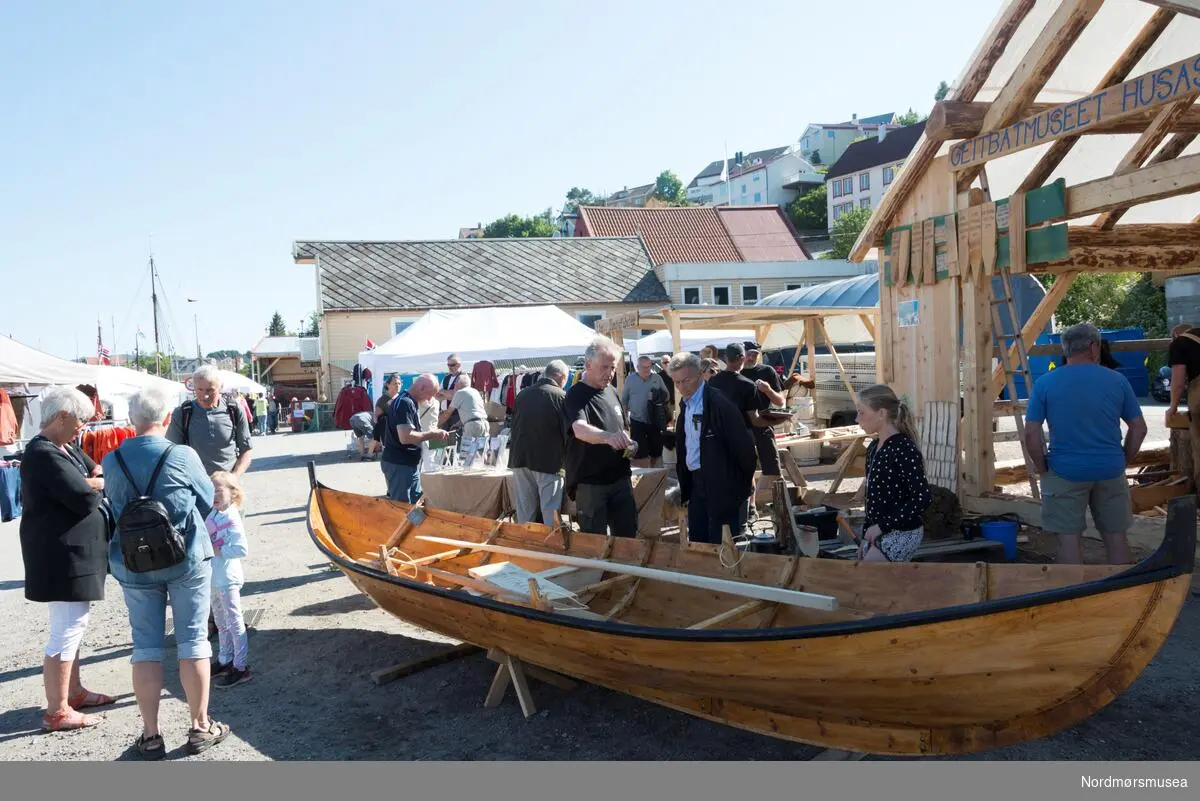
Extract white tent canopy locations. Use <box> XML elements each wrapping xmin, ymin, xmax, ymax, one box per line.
<box><xmin>0</xmin><ymin>335</ymin><xmax>97</xmax><ymax>387</ymax></box>
<box><xmin>213</xmin><ymin>369</ymin><xmax>266</xmax><ymax>395</ymax></box>
<box><xmin>359</xmin><ymin>306</ymin><xmax>600</xmax><ymax>379</ymax></box>
<box><xmin>629</xmin><ymin>328</ymin><xmax>755</xmax><ymax>359</ymax></box>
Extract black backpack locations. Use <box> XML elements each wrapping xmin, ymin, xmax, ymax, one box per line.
<box><xmin>111</xmin><ymin>445</ymin><xmax>188</xmax><ymax>573</ymax></box>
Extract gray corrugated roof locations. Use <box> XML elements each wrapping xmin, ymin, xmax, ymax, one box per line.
<box><xmin>295</xmin><ymin>237</ymin><xmax>668</xmax><ymax>311</ymax></box>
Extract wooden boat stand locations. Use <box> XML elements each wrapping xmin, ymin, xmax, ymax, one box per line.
<box><xmin>482</xmin><ymin>647</ymin><xmax>577</xmax><ymax>718</ymax></box>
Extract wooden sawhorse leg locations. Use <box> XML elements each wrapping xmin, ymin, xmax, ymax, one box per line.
<box><xmin>483</xmin><ymin>648</ymin><xmax>577</xmax><ymax>718</ymax></box>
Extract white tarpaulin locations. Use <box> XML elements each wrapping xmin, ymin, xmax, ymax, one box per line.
<box><xmin>628</xmin><ymin>328</ymin><xmax>755</xmax><ymax>359</ymax></box>
<box><xmin>358</xmin><ymin>306</ymin><xmax>599</xmax><ymax>377</ymax></box>
<box><xmin>214</xmin><ymin>370</ymin><xmax>266</xmax><ymax>395</ymax></box>
<box><xmin>0</xmin><ymin>335</ymin><xmax>98</xmax><ymax>387</ymax></box>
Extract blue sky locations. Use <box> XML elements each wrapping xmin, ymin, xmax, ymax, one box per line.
<box><xmin>0</xmin><ymin>0</ymin><xmax>1001</xmax><ymax>361</ymax></box>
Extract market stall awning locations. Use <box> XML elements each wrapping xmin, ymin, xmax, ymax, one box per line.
<box><xmin>358</xmin><ymin>305</ymin><xmax>600</xmax><ymax>377</ymax></box>
<box><xmin>629</xmin><ymin>328</ymin><xmax>755</xmax><ymax>359</ymax></box>
<box><xmin>0</xmin><ymin>335</ymin><xmax>98</xmax><ymax>387</ymax></box>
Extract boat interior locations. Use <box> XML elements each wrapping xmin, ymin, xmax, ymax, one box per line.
<box><xmin>310</xmin><ymin>480</ymin><xmax>1137</xmax><ymax>633</ymax></box>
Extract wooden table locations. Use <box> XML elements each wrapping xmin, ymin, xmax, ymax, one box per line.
<box><xmin>420</xmin><ymin>465</ymin><xmax>668</xmax><ymax>536</ymax></box>
<box><xmin>420</xmin><ymin>468</ymin><xmax>519</xmax><ymax>519</ymax></box>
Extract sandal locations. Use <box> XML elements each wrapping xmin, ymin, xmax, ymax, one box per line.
<box><xmin>42</xmin><ymin>708</ymin><xmax>103</xmax><ymax>731</ymax></box>
<box><xmin>68</xmin><ymin>689</ymin><xmax>115</xmax><ymax>709</ymax></box>
<box><xmin>136</xmin><ymin>732</ymin><xmax>166</xmax><ymax>760</ymax></box>
<box><xmin>186</xmin><ymin>720</ymin><xmax>231</xmax><ymax>755</ymax></box>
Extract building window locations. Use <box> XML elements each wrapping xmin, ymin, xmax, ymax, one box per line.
<box><xmin>575</xmin><ymin>310</ymin><xmax>605</xmax><ymax>329</ymax></box>
<box><xmin>883</xmin><ymin>166</ymin><xmax>894</xmax><ymax>185</ymax></box>
<box><xmin>860</xmin><ymin>173</ymin><xmax>870</xmax><ymax>191</ymax></box>
<box><xmin>754</xmin><ymin>192</ymin><xmax>762</xmax><ymax>203</ymax></box>
<box><xmin>390</xmin><ymin>317</ymin><xmax>419</xmax><ymax>337</ymax></box>
<box><xmin>786</xmin><ymin>283</ymin><xmax>807</xmax><ymax>291</ymax></box>
<box><xmin>741</xmin><ymin>184</ymin><xmax>747</xmax><ymax>195</ymax></box>
<box><xmin>741</xmin><ymin>285</ymin><xmax>759</xmax><ymax>305</ymax></box>
<box><xmin>682</xmin><ymin>286</ymin><xmax>702</xmax><ymax>305</ymax></box>
<box><xmin>860</xmin><ymin>198</ymin><xmax>871</xmax><ymax>209</ymax></box>
<box><xmin>753</xmin><ymin>173</ymin><xmax>761</xmax><ymax>182</ymax></box>
<box><xmin>827</xmin><ymin>130</ymin><xmax>835</xmax><ymax>139</ymax></box>
<box><xmin>831</xmin><ymin>181</ymin><xmax>841</xmax><ymax>198</ymax></box>
<box><xmin>842</xmin><ymin>177</ymin><xmax>853</xmax><ymax>195</ymax></box>
<box><xmin>712</xmin><ymin>286</ymin><xmax>731</xmax><ymax>306</ymax></box>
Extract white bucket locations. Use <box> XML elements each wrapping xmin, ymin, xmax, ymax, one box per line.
<box><xmin>789</xmin><ymin>439</ymin><xmax>821</xmax><ymax>467</ymax></box>
<box><xmin>791</xmin><ymin>396</ymin><xmax>814</xmax><ymax>420</ymax></box>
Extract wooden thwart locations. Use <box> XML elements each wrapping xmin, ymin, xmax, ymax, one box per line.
<box><xmin>414</xmin><ymin>534</ymin><xmax>840</xmax><ymax>611</ymax></box>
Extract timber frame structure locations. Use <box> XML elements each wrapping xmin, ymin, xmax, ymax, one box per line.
<box><xmin>593</xmin><ymin>304</ymin><xmax>879</xmax><ymax>402</ymax></box>
<box><xmin>847</xmin><ymin>0</ymin><xmax>1200</xmax><ymax>561</ymax></box>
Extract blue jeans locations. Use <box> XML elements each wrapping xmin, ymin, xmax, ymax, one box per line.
<box><xmin>381</xmin><ymin>461</ymin><xmax>422</xmax><ymax>503</ymax></box>
<box><xmin>121</xmin><ymin>558</ymin><xmax>213</xmax><ymax>662</ymax></box>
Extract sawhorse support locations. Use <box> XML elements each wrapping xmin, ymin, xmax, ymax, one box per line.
<box><xmin>482</xmin><ymin>648</ymin><xmax>577</xmax><ymax>718</ymax></box>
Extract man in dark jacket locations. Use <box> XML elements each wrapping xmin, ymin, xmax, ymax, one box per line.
<box><xmin>668</xmin><ymin>352</ymin><xmax>757</xmax><ymax>544</ymax></box>
<box><xmin>508</xmin><ymin>359</ymin><xmax>569</xmax><ymax>525</ymax></box>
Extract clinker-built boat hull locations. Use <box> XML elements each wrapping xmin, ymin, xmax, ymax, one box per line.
<box><xmin>306</xmin><ymin>464</ymin><xmax>1194</xmax><ymax>756</ymax></box>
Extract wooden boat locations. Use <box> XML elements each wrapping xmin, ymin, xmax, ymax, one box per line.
<box><xmin>305</xmin><ymin>464</ymin><xmax>1195</xmax><ymax>756</ymax></box>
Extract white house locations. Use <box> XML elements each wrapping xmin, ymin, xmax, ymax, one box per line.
<box><xmin>824</xmin><ymin>123</ymin><xmax>924</xmax><ymax>231</ymax></box>
<box><xmin>686</xmin><ymin>146</ymin><xmax>822</xmax><ymax>208</ymax></box>
<box><xmin>799</xmin><ymin>112</ymin><xmax>900</xmax><ymax>168</ymax></box>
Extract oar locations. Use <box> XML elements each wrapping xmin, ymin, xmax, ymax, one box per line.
<box><xmin>414</xmin><ymin>534</ymin><xmax>838</xmax><ymax>612</ymax></box>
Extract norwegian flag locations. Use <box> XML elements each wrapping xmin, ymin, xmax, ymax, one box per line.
<box><xmin>364</xmin><ymin>338</ymin><xmax>376</xmax><ymax>350</ymax></box>
<box><xmin>97</xmin><ymin>323</ymin><xmax>111</xmax><ymax>365</ymax></box>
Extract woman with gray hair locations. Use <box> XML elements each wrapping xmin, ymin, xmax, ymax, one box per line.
<box><xmin>19</xmin><ymin>386</ymin><xmax>115</xmax><ymax>731</ymax></box>
<box><xmin>103</xmin><ymin>386</ymin><xmax>231</xmax><ymax>758</ymax></box>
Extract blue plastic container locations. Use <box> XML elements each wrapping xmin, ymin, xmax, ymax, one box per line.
<box><xmin>980</xmin><ymin>520</ymin><xmax>1019</xmax><ymax>561</ymax></box>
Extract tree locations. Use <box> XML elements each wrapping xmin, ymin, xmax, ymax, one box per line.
<box><xmin>267</xmin><ymin>311</ymin><xmax>287</xmax><ymax>337</ymax></box>
<box><xmin>1039</xmin><ymin>273</ymin><xmax>1136</xmax><ymax>329</ymax></box>
<box><xmin>934</xmin><ymin>81</ymin><xmax>951</xmax><ymax>102</ymax></box>
<box><xmin>482</xmin><ymin>213</ymin><xmax>557</xmax><ymax>238</ymax></box>
<box><xmin>895</xmin><ymin>107</ymin><xmax>922</xmax><ymax>126</ymax></box>
<box><xmin>563</xmin><ymin>187</ymin><xmax>603</xmax><ymax>213</ymax></box>
<box><xmin>810</xmin><ymin>151</ymin><xmax>822</xmax><ymax>166</ymax></box>
<box><xmin>786</xmin><ymin>184</ymin><xmax>827</xmax><ymax>231</ymax></box>
<box><xmin>301</xmin><ymin>311</ymin><xmax>320</xmax><ymax>337</ymax></box>
<box><xmin>653</xmin><ymin>170</ymin><xmax>685</xmax><ymax>204</ymax></box>
<box><xmin>822</xmin><ymin>207</ymin><xmax>874</xmax><ymax>260</ymax></box>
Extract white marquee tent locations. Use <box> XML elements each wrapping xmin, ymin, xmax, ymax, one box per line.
<box><xmin>358</xmin><ymin>306</ymin><xmax>600</xmax><ymax>387</ymax></box>
<box><xmin>628</xmin><ymin>328</ymin><xmax>755</xmax><ymax>359</ymax></box>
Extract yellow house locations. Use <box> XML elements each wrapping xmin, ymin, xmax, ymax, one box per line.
<box><xmin>293</xmin><ymin>236</ymin><xmax>668</xmax><ymax>398</ymax></box>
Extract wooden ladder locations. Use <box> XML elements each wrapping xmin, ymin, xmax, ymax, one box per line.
<box><xmin>989</xmin><ymin>265</ymin><xmax>1041</xmax><ymax>499</ymax></box>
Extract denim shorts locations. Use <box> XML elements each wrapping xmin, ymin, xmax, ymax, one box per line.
<box><xmin>121</xmin><ymin>558</ymin><xmax>213</xmax><ymax>662</ymax></box>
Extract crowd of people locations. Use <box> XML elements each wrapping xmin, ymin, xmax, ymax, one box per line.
<box><xmin>18</xmin><ymin>364</ymin><xmax>253</xmax><ymax>756</ymax></box>
<box><xmin>371</xmin><ymin>336</ymin><xmax>939</xmax><ymax>559</ymax></box>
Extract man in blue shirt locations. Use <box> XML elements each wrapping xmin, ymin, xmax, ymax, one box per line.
<box><xmin>381</xmin><ymin>374</ymin><xmax>450</xmax><ymax>503</ymax></box>
<box><xmin>1023</xmin><ymin>323</ymin><xmax>1147</xmax><ymax>565</ymax></box>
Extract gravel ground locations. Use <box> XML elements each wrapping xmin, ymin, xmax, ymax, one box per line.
<box><xmin>1</xmin><ymin>428</ymin><xmax>1196</xmax><ymax>761</ymax></box>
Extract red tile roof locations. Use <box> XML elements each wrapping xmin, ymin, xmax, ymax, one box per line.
<box><xmin>717</xmin><ymin>207</ymin><xmax>812</xmax><ymax>262</ymax></box>
<box><xmin>575</xmin><ymin>205</ymin><xmax>809</xmax><ymax>265</ymax></box>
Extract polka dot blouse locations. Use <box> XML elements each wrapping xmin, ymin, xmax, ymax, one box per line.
<box><xmin>863</xmin><ymin>433</ymin><xmax>933</xmax><ymax>536</ymax></box>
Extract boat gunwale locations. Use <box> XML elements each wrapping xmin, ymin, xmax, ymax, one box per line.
<box><xmin>306</xmin><ymin>463</ymin><xmax>1195</xmax><ymax>644</ymax></box>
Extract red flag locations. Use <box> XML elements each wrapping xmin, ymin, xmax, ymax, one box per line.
<box><xmin>365</xmin><ymin>338</ymin><xmax>376</xmax><ymax>350</ymax></box>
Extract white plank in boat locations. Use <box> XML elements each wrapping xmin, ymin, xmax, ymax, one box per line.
<box><xmin>469</xmin><ymin>562</ymin><xmax>579</xmax><ymax>601</ymax></box>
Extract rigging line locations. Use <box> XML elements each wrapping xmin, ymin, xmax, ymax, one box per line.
<box><xmin>115</xmin><ymin>265</ymin><xmax>151</xmax><ymax>350</ymax></box>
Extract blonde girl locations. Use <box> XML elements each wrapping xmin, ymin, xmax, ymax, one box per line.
<box><xmin>206</xmin><ymin>471</ymin><xmax>251</xmax><ymax>687</ymax></box>
<box><xmin>854</xmin><ymin>385</ymin><xmax>931</xmax><ymax>562</ymax></box>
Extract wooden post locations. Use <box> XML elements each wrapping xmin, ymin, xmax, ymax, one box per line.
<box><xmin>815</xmin><ymin>318</ymin><xmax>856</xmax><ymax>402</ymax></box>
<box><xmin>664</xmin><ymin>309</ymin><xmax>682</xmax><ymax>353</ymax></box>
<box><xmin>961</xmin><ymin>188</ymin><xmax>995</xmax><ymax>497</ymax></box>
<box><xmin>804</xmin><ymin>319</ymin><xmax>816</xmax><ymax>380</ymax></box>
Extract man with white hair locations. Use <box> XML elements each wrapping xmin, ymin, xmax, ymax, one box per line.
<box><xmin>439</xmin><ymin>373</ymin><xmax>489</xmax><ymax>469</ymax></box>
<box><xmin>382</xmin><ymin>373</ymin><xmax>451</xmax><ymax>502</ymax></box>
<box><xmin>668</xmin><ymin>352</ymin><xmax>756</xmax><ymax>544</ymax></box>
<box><xmin>509</xmin><ymin>359</ymin><xmax>569</xmax><ymax>525</ymax></box>
<box><xmin>167</xmin><ymin>365</ymin><xmax>253</xmax><ymax>476</ymax></box>
<box><xmin>563</xmin><ymin>336</ymin><xmax>638</xmax><ymax>537</ymax></box>
<box><xmin>1024</xmin><ymin>323</ymin><xmax>1147</xmax><ymax>565</ymax></box>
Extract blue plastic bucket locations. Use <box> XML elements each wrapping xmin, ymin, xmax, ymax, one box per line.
<box><xmin>980</xmin><ymin>520</ymin><xmax>1019</xmax><ymax>561</ymax></box>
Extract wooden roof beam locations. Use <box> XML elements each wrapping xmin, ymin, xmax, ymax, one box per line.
<box><xmin>1038</xmin><ymin>245</ymin><xmax>1200</xmax><ymax>273</ymax></box>
<box><xmin>1140</xmin><ymin>1</ymin><xmax>1200</xmax><ymax>19</ymax></box>
<box><xmin>1069</xmin><ymin>223</ymin><xmax>1200</xmax><ymax>247</ymax></box>
<box><xmin>1099</xmin><ymin>98</ymin><xmax>1200</xmax><ymax>227</ymax></box>
<box><xmin>1062</xmin><ymin>151</ymin><xmax>1200</xmax><ymax>221</ymax></box>
<box><xmin>848</xmin><ymin>0</ymin><xmax>1038</xmax><ymax>260</ymax></box>
<box><xmin>957</xmin><ymin>0</ymin><xmax>1106</xmax><ymax>192</ymax></box>
<box><xmin>1017</xmin><ymin>7</ymin><xmax>1177</xmax><ymax>192</ymax></box>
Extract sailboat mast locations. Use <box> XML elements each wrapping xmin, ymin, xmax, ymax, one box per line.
<box><xmin>150</xmin><ymin>247</ymin><xmax>162</xmax><ymax>377</ymax></box>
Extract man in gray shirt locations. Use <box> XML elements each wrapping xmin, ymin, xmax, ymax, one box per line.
<box><xmin>167</xmin><ymin>365</ymin><xmax>254</xmax><ymax>476</ymax></box>
<box><xmin>620</xmin><ymin>355</ymin><xmax>668</xmax><ymax>468</ymax></box>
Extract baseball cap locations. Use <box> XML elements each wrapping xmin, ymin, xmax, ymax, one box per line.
<box><xmin>743</xmin><ymin>340</ymin><xmax>761</xmax><ymax>352</ymax></box>
<box><xmin>724</xmin><ymin>342</ymin><xmax>745</xmax><ymax>360</ymax></box>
